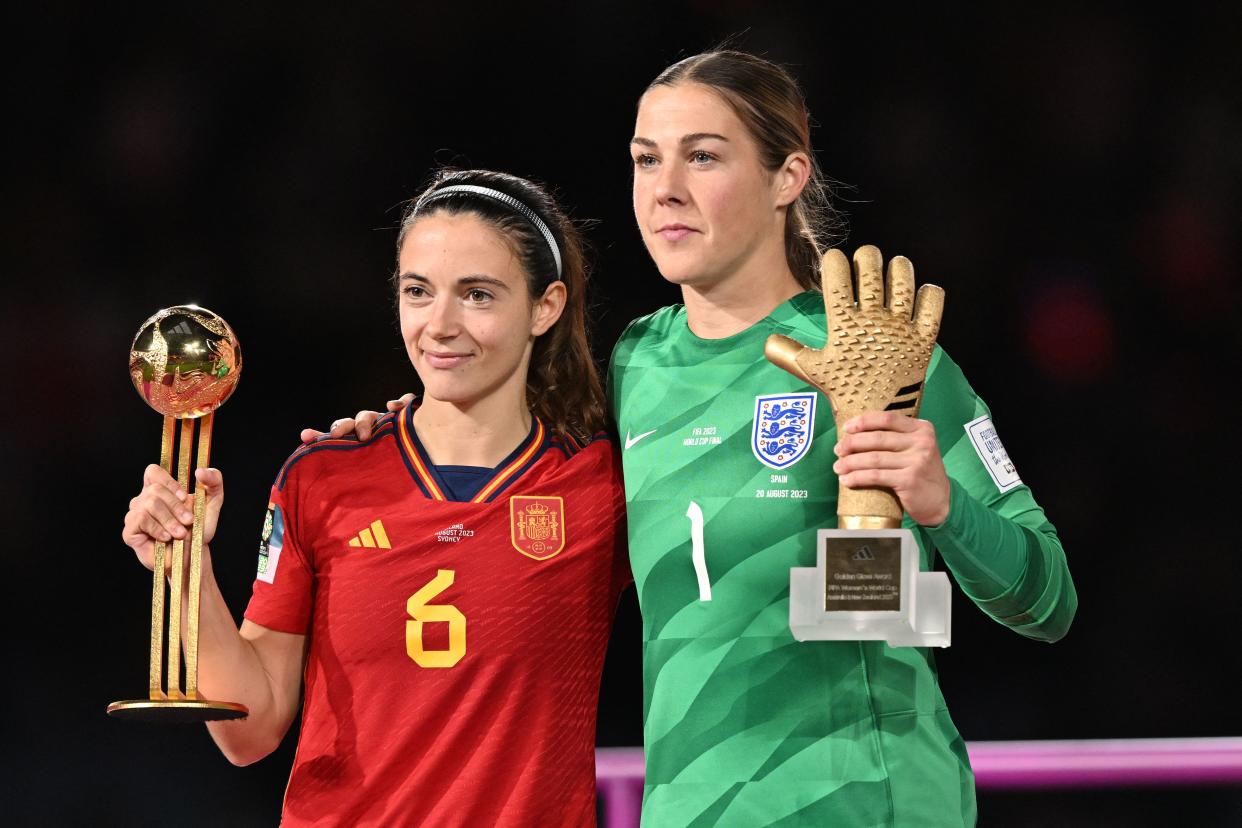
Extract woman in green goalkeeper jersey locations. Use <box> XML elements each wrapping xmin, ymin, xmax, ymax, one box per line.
<box><xmin>315</xmin><ymin>49</ymin><xmax>1076</xmax><ymax>828</ymax></box>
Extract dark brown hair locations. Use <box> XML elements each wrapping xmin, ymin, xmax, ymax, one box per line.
<box><xmin>647</xmin><ymin>49</ymin><xmax>843</xmax><ymax>291</ymax></box>
<box><xmin>395</xmin><ymin>169</ymin><xmax>606</xmax><ymax>442</ymax></box>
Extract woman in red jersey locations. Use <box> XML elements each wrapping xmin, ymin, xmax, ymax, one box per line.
<box><xmin>122</xmin><ymin>169</ymin><xmax>628</xmax><ymax>827</ymax></box>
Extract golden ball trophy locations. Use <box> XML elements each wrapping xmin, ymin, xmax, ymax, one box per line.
<box><xmin>767</xmin><ymin>246</ymin><xmax>952</xmax><ymax>647</ymax></box>
<box><xmin>108</xmin><ymin>305</ymin><xmax>250</xmax><ymax>721</ymax></box>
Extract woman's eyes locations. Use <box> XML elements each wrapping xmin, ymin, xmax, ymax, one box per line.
<box><xmin>633</xmin><ymin>151</ymin><xmax>716</xmax><ymax>167</ymax></box>
<box><xmin>403</xmin><ymin>285</ymin><xmax>493</xmax><ymax>303</ymax></box>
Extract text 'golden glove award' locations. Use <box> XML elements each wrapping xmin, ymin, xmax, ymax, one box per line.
<box><xmin>766</xmin><ymin>246</ymin><xmax>951</xmax><ymax>647</ymax></box>
<box><xmin>108</xmin><ymin>305</ymin><xmax>250</xmax><ymax>721</ymax></box>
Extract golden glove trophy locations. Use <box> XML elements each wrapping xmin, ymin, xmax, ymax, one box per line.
<box><xmin>108</xmin><ymin>305</ymin><xmax>250</xmax><ymax>721</ymax></box>
<box><xmin>768</xmin><ymin>246</ymin><xmax>951</xmax><ymax>647</ymax></box>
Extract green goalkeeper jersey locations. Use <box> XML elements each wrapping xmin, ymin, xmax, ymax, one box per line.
<box><xmin>608</xmin><ymin>291</ymin><xmax>1076</xmax><ymax>827</ymax></box>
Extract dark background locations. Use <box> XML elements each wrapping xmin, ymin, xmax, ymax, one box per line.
<box><xmin>3</xmin><ymin>3</ymin><xmax>1240</xmax><ymax>825</ymax></box>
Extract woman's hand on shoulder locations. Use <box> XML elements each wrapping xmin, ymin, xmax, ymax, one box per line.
<box><xmin>122</xmin><ymin>465</ymin><xmax>225</xmax><ymax>570</ymax></box>
<box><xmin>832</xmin><ymin>412</ymin><xmax>951</xmax><ymax>526</ymax></box>
<box><xmin>298</xmin><ymin>393</ymin><xmax>415</xmax><ymax>444</ymax></box>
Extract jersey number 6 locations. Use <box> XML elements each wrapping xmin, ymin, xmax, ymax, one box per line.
<box><xmin>406</xmin><ymin>569</ymin><xmax>466</xmax><ymax>667</ymax></box>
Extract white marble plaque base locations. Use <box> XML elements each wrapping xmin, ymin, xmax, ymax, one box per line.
<box><xmin>790</xmin><ymin>528</ymin><xmax>951</xmax><ymax>647</ymax></box>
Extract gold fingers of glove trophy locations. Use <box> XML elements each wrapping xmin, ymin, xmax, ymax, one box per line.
<box><xmin>765</xmin><ymin>245</ymin><xmax>944</xmax><ymax>529</ymax></box>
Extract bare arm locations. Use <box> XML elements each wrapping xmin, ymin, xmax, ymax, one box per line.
<box><xmin>123</xmin><ymin>465</ymin><xmax>308</xmax><ymax>765</ymax></box>
<box><xmin>196</xmin><ymin>554</ymin><xmax>307</xmax><ymax>765</ymax></box>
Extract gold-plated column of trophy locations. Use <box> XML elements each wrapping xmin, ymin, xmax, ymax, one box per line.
<box><xmin>108</xmin><ymin>306</ymin><xmax>251</xmax><ymax>721</ymax></box>
<box><xmin>768</xmin><ymin>246</ymin><xmax>952</xmax><ymax>647</ymax></box>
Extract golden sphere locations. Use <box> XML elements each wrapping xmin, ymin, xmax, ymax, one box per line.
<box><xmin>129</xmin><ymin>305</ymin><xmax>242</xmax><ymax>418</ymax></box>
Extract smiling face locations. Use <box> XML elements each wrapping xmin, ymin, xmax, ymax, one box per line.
<box><xmin>397</xmin><ymin>211</ymin><xmax>560</xmax><ymax>411</ymax></box>
<box><xmin>631</xmin><ymin>82</ymin><xmax>792</xmax><ymax>292</ymax></box>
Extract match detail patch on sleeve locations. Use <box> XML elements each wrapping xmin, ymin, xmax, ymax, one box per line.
<box><xmin>256</xmin><ymin>502</ymin><xmax>285</xmax><ymax>584</ymax></box>
<box><xmin>964</xmin><ymin>415</ymin><xmax>1022</xmax><ymax>493</ymax></box>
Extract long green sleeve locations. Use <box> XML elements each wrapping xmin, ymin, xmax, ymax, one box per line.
<box><xmin>917</xmin><ymin>348</ymin><xmax>1077</xmax><ymax>642</ymax></box>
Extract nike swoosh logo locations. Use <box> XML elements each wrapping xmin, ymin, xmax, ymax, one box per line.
<box><xmin>625</xmin><ymin>429</ymin><xmax>658</xmax><ymax>450</ymax></box>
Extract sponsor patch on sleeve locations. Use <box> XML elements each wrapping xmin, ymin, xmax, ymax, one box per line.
<box><xmin>256</xmin><ymin>502</ymin><xmax>285</xmax><ymax>583</ymax></box>
<box><xmin>964</xmin><ymin>415</ymin><xmax>1022</xmax><ymax>493</ymax></box>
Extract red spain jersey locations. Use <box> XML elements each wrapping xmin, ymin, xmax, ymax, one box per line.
<box><xmin>244</xmin><ymin>406</ymin><xmax>629</xmax><ymax>827</ymax></box>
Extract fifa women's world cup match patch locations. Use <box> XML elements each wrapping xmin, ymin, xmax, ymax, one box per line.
<box><xmin>509</xmin><ymin>496</ymin><xmax>565</xmax><ymax>561</ymax></box>
<box><xmin>256</xmin><ymin>502</ymin><xmax>286</xmax><ymax>583</ymax></box>
<box><xmin>965</xmin><ymin>415</ymin><xmax>1022</xmax><ymax>492</ymax></box>
<box><xmin>752</xmin><ymin>393</ymin><xmax>816</xmax><ymax>469</ymax></box>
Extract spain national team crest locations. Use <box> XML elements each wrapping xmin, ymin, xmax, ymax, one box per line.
<box><xmin>752</xmin><ymin>393</ymin><xmax>817</xmax><ymax>469</ymax></box>
<box><xmin>509</xmin><ymin>496</ymin><xmax>566</xmax><ymax>560</ymax></box>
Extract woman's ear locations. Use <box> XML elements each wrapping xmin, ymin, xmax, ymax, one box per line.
<box><xmin>531</xmin><ymin>280</ymin><xmax>567</xmax><ymax>337</ymax></box>
<box><xmin>774</xmin><ymin>151</ymin><xmax>811</xmax><ymax>208</ymax></box>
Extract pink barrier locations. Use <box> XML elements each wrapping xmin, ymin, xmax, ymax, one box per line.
<box><xmin>596</xmin><ymin>737</ymin><xmax>1242</xmax><ymax>826</ymax></box>
<box><xmin>968</xmin><ymin>737</ymin><xmax>1242</xmax><ymax>788</ymax></box>
<box><xmin>595</xmin><ymin>748</ymin><xmax>646</xmax><ymax>828</ymax></box>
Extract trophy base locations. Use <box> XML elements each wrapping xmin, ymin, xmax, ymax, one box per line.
<box><xmin>790</xmin><ymin>527</ymin><xmax>951</xmax><ymax>647</ymax></box>
<box><xmin>107</xmin><ymin>697</ymin><xmax>249</xmax><ymax>723</ymax></box>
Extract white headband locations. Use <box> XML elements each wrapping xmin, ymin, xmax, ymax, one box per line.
<box><xmin>415</xmin><ymin>184</ymin><xmax>563</xmax><ymax>280</ymax></box>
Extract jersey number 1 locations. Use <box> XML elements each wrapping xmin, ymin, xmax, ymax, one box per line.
<box><xmin>406</xmin><ymin>569</ymin><xmax>466</xmax><ymax>667</ymax></box>
<box><xmin>686</xmin><ymin>502</ymin><xmax>711</xmax><ymax>602</ymax></box>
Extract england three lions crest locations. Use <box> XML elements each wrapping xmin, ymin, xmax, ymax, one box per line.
<box><xmin>752</xmin><ymin>393</ymin><xmax>817</xmax><ymax>469</ymax></box>
<box><xmin>510</xmin><ymin>496</ymin><xmax>566</xmax><ymax>561</ymax></box>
